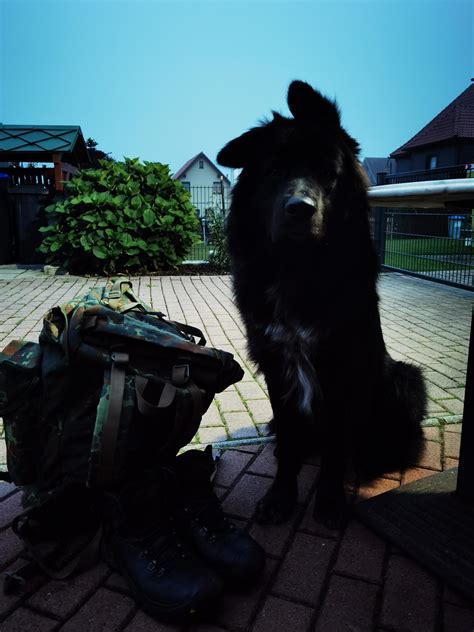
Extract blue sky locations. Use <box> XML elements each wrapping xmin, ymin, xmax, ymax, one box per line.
<box><xmin>0</xmin><ymin>0</ymin><xmax>472</xmax><ymax>176</ymax></box>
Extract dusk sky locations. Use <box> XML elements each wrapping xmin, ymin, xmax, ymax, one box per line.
<box><xmin>1</xmin><ymin>0</ymin><xmax>472</xmax><ymax>177</ymax></box>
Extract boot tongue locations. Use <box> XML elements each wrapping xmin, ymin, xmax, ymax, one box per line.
<box><xmin>118</xmin><ymin>466</ymin><xmax>176</xmax><ymax>533</ymax></box>
<box><xmin>175</xmin><ymin>447</ymin><xmax>215</xmax><ymax>496</ymax></box>
<box><xmin>175</xmin><ymin>448</ymin><xmax>231</xmax><ymax>533</ymax></box>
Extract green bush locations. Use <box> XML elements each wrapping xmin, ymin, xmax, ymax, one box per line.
<box><xmin>39</xmin><ymin>158</ymin><xmax>199</xmax><ymax>274</ymax></box>
<box><xmin>207</xmin><ymin>209</ymin><xmax>230</xmax><ymax>272</ymax></box>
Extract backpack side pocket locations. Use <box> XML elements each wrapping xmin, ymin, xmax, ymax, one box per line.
<box><xmin>0</xmin><ymin>340</ymin><xmax>42</xmax><ymax>485</ymax></box>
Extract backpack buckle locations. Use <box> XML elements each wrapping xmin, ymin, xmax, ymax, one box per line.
<box><xmin>107</xmin><ymin>280</ymin><xmax>133</xmax><ymax>300</ymax></box>
<box><xmin>110</xmin><ymin>351</ymin><xmax>129</xmax><ymax>366</ymax></box>
<box><xmin>172</xmin><ymin>364</ymin><xmax>190</xmax><ymax>386</ymax></box>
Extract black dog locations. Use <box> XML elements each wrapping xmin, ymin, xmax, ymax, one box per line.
<box><xmin>217</xmin><ymin>80</ymin><xmax>426</xmax><ymax>527</ymax></box>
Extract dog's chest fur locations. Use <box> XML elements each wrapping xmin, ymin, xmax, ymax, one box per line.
<box><xmin>262</xmin><ymin>317</ymin><xmax>321</xmax><ymax>416</ymax></box>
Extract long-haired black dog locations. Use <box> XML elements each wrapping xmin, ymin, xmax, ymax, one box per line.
<box><xmin>217</xmin><ymin>80</ymin><xmax>426</xmax><ymax>527</ymax></box>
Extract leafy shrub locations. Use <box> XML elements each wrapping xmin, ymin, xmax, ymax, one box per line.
<box><xmin>39</xmin><ymin>158</ymin><xmax>199</xmax><ymax>274</ymax></box>
<box><xmin>207</xmin><ymin>209</ymin><xmax>231</xmax><ymax>272</ymax></box>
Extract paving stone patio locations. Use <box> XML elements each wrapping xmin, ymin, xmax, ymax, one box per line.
<box><xmin>0</xmin><ymin>269</ymin><xmax>473</xmax><ymax>630</ymax></box>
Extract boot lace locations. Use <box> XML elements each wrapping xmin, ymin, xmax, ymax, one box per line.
<box><xmin>137</xmin><ymin>516</ymin><xmax>192</xmax><ymax>574</ymax></box>
<box><xmin>183</xmin><ymin>495</ymin><xmax>235</xmax><ymax>540</ymax></box>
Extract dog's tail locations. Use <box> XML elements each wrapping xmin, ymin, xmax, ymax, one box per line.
<box><xmin>353</xmin><ymin>357</ymin><xmax>427</xmax><ymax>480</ymax></box>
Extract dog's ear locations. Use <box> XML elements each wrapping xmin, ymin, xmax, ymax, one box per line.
<box><xmin>342</xmin><ymin>131</ymin><xmax>360</xmax><ymax>156</ymax></box>
<box><xmin>288</xmin><ymin>80</ymin><xmax>341</xmax><ymax>127</ymax></box>
<box><xmin>217</xmin><ymin>127</ymin><xmax>266</xmax><ymax>168</ymax></box>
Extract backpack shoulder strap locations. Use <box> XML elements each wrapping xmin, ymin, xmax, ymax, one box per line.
<box><xmin>9</xmin><ymin>511</ymin><xmax>102</xmax><ymax>585</ymax></box>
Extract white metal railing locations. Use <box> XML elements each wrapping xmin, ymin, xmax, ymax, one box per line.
<box><xmin>368</xmin><ymin>178</ymin><xmax>474</xmax><ymax>208</ymax></box>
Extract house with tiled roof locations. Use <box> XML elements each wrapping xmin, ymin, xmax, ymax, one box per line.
<box><xmin>385</xmin><ymin>82</ymin><xmax>474</xmax><ymax>184</ymax></box>
<box><xmin>173</xmin><ymin>152</ymin><xmax>232</xmax><ymax>225</ymax></box>
<box><xmin>362</xmin><ymin>157</ymin><xmax>394</xmax><ymax>186</ymax></box>
<box><xmin>174</xmin><ymin>152</ymin><xmax>230</xmax><ymax>187</ymax></box>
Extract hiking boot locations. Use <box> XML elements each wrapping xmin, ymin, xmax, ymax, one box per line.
<box><xmin>102</xmin><ymin>473</ymin><xmax>223</xmax><ymax>623</ymax></box>
<box><xmin>174</xmin><ymin>447</ymin><xmax>265</xmax><ymax>584</ymax></box>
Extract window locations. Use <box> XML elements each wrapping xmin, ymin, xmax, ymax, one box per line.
<box><xmin>199</xmin><ymin>160</ymin><xmax>204</xmax><ymax>169</ymax></box>
<box><xmin>182</xmin><ymin>181</ymin><xmax>190</xmax><ymax>192</ymax></box>
<box><xmin>426</xmin><ymin>155</ymin><xmax>437</xmax><ymax>170</ymax></box>
<box><xmin>212</xmin><ymin>181</ymin><xmax>221</xmax><ymax>193</ymax></box>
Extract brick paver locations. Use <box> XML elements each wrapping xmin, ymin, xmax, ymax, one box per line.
<box><xmin>2</xmin><ymin>442</ymin><xmax>474</xmax><ymax>630</ymax></box>
<box><xmin>333</xmin><ymin>519</ymin><xmax>386</xmax><ymax>583</ymax></box>
<box><xmin>380</xmin><ymin>555</ymin><xmax>439</xmax><ymax>632</ymax></box>
<box><xmin>0</xmin><ymin>269</ymin><xmax>473</xmax><ymax>630</ymax></box>
<box><xmin>315</xmin><ymin>574</ymin><xmax>379</xmax><ymax>631</ymax></box>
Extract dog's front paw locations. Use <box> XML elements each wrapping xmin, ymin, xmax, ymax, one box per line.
<box><xmin>313</xmin><ymin>490</ymin><xmax>349</xmax><ymax>530</ymax></box>
<box><xmin>255</xmin><ymin>485</ymin><xmax>297</xmax><ymax>524</ymax></box>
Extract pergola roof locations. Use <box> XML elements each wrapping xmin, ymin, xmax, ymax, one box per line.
<box><xmin>0</xmin><ymin>125</ymin><xmax>90</xmax><ymax>164</ymax></box>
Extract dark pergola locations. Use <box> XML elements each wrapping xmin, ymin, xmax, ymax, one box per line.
<box><xmin>0</xmin><ymin>125</ymin><xmax>91</xmax><ymax>191</ymax></box>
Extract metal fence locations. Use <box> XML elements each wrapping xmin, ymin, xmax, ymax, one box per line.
<box><xmin>185</xmin><ymin>185</ymin><xmax>232</xmax><ymax>262</ymax></box>
<box><xmin>383</xmin><ymin>164</ymin><xmax>467</xmax><ymax>185</ymax></box>
<box><xmin>369</xmin><ymin>178</ymin><xmax>474</xmax><ymax>290</ymax></box>
<box><xmin>371</xmin><ymin>208</ymin><xmax>473</xmax><ymax>289</ymax></box>
<box><xmin>185</xmin><ymin>180</ymin><xmax>474</xmax><ymax>289</ymax></box>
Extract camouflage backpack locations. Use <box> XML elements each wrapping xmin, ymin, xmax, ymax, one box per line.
<box><xmin>0</xmin><ymin>279</ymin><xmax>243</xmax><ymax>585</ymax></box>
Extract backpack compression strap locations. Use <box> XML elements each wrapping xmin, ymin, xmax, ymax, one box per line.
<box><xmin>94</xmin><ymin>351</ymin><xmax>129</xmax><ymax>488</ymax></box>
<box><xmin>168</xmin><ymin>321</ymin><xmax>207</xmax><ymax>346</ymax></box>
<box><xmin>134</xmin><ymin>368</ymin><xmax>204</xmax><ymax>457</ymax></box>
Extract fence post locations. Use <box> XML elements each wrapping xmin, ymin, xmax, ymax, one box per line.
<box><xmin>372</xmin><ymin>206</ymin><xmax>387</xmax><ymax>267</ymax></box>
<box><xmin>456</xmin><ymin>306</ymin><xmax>474</xmax><ymax>500</ymax></box>
<box><xmin>220</xmin><ymin>176</ymin><xmax>226</xmax><ymax>217</ymax></box>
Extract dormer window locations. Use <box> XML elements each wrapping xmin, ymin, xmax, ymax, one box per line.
<box><xmin>199</xmin><ymin>160</ymin><xmax>204</xmax><ymax>169</ymax></box>
<box><xmin>426</xmin><ymin>155</ymin><xmax>437</xmax><ymax>170</ymax></box>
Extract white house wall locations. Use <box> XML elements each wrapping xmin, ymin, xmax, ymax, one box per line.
<box><xmin>178</xmin><ymin>160</ymin><xmax>222</xmax><ymax>187</ymax></box>
<box><xmin>176</xmin><ymin>160</ymin><xmax>231</xmax><ymax>216</ymax></box>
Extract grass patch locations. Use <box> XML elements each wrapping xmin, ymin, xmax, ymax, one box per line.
<box><xmin>186</xmin><ymin>237</ymin><xmax>473</xmax><ymax>273</ymax></box>
<box><xmin>385</xmin><ymin>237</ymin><xmax>472</xmax><ymax>256</ymax></box>
<box><xmin>384</xmin><ymin>237</ymin><xmax>473</xmax><ymax>272</ymax></box>
<box><xmin>384</xmin><ymin>252</ymin><xmax>469</xmax><ymax>272</ymax></box>
<box><xmin>185</xmin><ymin>242</ymin><xmax>213</xmax><ymax>261</ymax></box>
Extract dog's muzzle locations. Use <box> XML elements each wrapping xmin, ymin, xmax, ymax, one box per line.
<box><xmin>284</xmin><ymin>195</ymin><xmax>317</xmax><ymax>219</ymax></box>
<box><xmin>279</xmin><ymin>194</ymin><xmax>319</xmax><ymax>241</ymax></box>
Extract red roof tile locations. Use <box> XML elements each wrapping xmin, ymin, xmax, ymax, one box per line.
<box><xmin>391</xmin><ymin>84</ymin><xmax>474</xmax><ymax>156</ymax></box>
